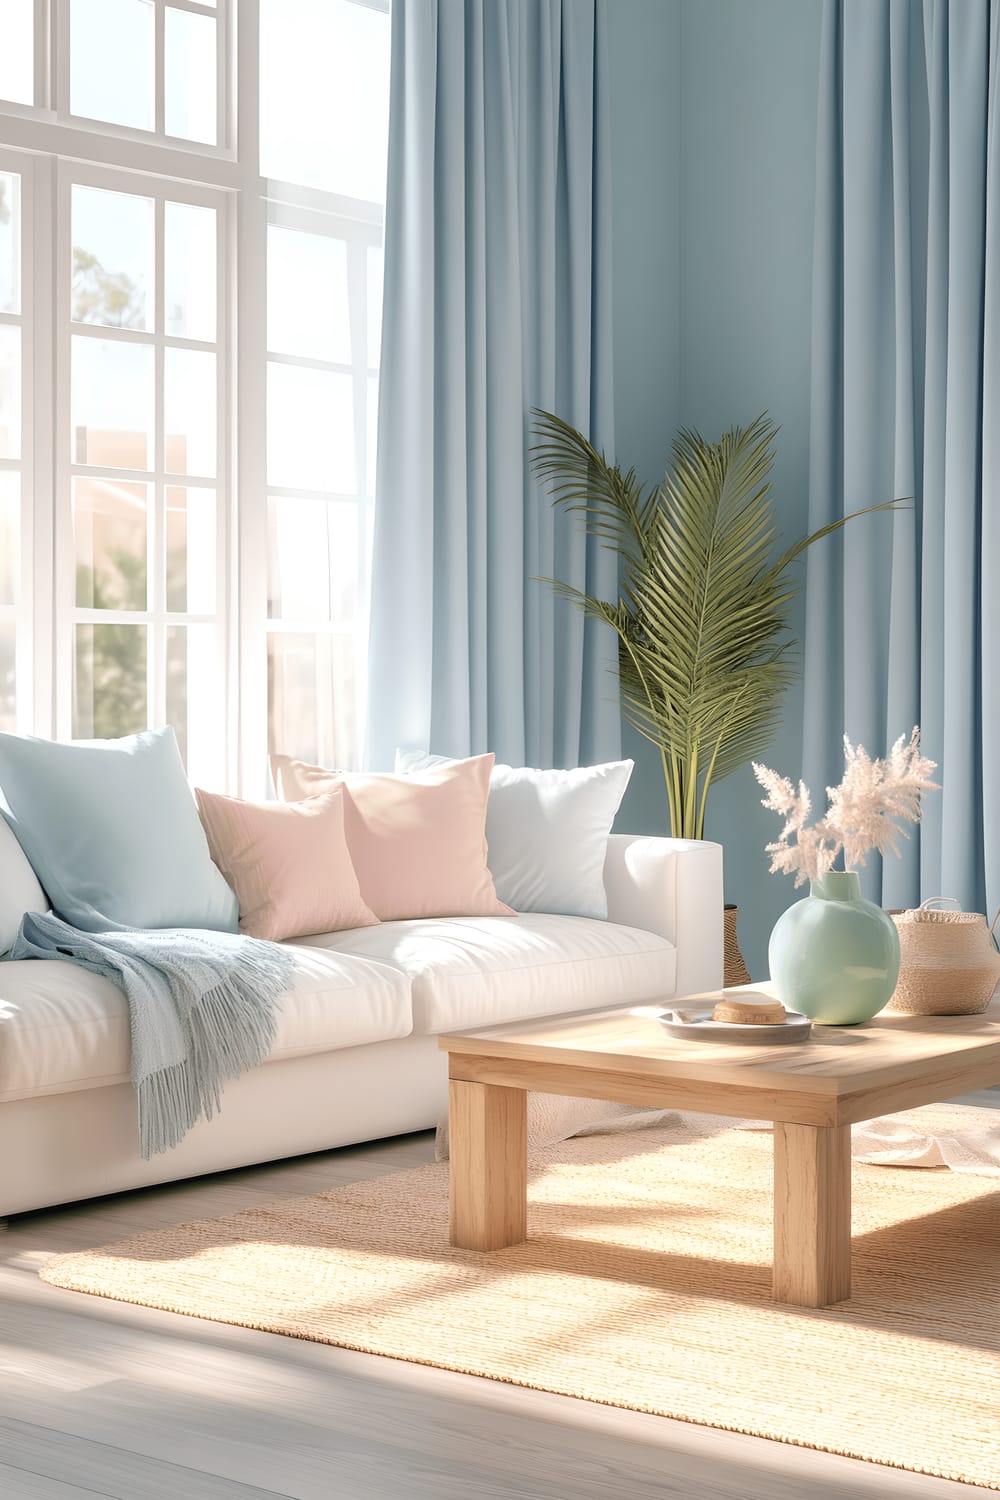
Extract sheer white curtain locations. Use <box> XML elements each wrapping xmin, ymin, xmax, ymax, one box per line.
<box><xmin>259</xmin><ymin>0</ymin><xmax>389</xmax><ymax>774</ymax></box>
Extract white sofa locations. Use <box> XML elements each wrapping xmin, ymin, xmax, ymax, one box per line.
<box><xmin>0</xmin><ymin>828</ymin><xmax>723</xmax><ymax>1217</ymax></box>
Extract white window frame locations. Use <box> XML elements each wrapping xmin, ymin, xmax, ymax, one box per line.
<box><xmin>0</xmin><ymin>0</ymin><xmax>388</xmax><ymax>791</ymax></box>
<box><xmin>235</xmin><ymin>0</ymin><xmax>388</xmax><ymax>793</ymax></box>
<box><xmin>53</xmin><ymin>0</ymin><xmax>233</xmax><ymax>156</ymax></box>
<box><xmin>0</xmin><ymin>0</ymin><xmax>240</xmax><ymax>774</ymax></box>
<box><xmin>0</xmin><ymin>0</ymin><xmax>236</xmax><ymax>161</ymax></box>
<box><xmin>0</xmin><ymin>149</ymin><xmax>37</xmax><ymax>734</ymax></box>
<box><xmin>259</xmin><ymin>195</ymin><xmax>382</xmax><ymax>779</ymax></box>
<box><xmin>53</xmin><ymin>159</ymin><xmax>231</xmax><ymax>775</ymax></box>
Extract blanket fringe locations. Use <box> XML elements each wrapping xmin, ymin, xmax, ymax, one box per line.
<box><xmin>141</xmin><ymin>962</ymin><xmax>287</xmax><ymax>1158</ymax></box>
<box><xmin>14</xmin><ymin>910</ymin><xmax>295</xmax><ymax>1159</ymax></box>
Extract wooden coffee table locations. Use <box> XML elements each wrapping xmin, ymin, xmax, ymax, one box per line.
<box><xmin>439</xmin><ymin>985</ymin><xmax>1000</xmax><ymax>1306</ymax></box>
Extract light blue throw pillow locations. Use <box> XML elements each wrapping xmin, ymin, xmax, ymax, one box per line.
<box><xmin>0</xmin><ymin>727</ymin><xmax>239</xmax><ymax>933</ymax></box>
<box><xmin>395</xmin><ymin>750</ymin><xmax>634</xmax><ymax>920</ymax></box>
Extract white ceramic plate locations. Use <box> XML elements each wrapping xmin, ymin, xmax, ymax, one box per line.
<box><xmin>657</xmin><ymin>1008</ymin><xmax>813</xmax><ymax>1044</ymax></box>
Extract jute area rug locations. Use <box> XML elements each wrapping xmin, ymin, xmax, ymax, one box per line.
<box><xmin>42</xmin><ymin>1107</ymin><xmax>1000</xmax><ymax>1489</ymax></box>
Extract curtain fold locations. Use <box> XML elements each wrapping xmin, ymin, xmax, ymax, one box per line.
<box><xmin>365</xmin><ymin>0</ymin><xmax>618</xmax><ymax>771</ymax></box>
<box><xmin>805</xmin><ymin>0</ymin><xmax>999</xmax><ymax>916</ymax></box>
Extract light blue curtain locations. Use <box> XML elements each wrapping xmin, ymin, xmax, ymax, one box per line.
<box><xmin>804</xmin><ymin>0</ymin><xmax>999</xmax><ymax>916</ymax></box>
<box><xmin>365</xmin><ymin>0</ymin><xmax>619</xmax><ymax>772</ymax></box>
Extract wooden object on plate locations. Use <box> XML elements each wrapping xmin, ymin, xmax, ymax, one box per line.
<box><xmin>711</xmin><ymin>996</ymin><xmax>786</xmax><ymax>1025</ymax></box>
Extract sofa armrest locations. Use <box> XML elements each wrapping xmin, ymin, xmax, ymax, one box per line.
<box><xmin>603</xmin><ymin>834</ymin><xmax>724</xmax><ymax>999</ymax></box>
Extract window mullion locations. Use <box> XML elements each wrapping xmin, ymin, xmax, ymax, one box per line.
<box><xmin>51</xmin><ymin>0</ymin><xmax>70</xmax><ymax>116</ymax></box>
<box><xmin>53</xmin><ymin>162</ymin><xmax>77</xmax><ymax>739</ymax></box>
<box><xmin>218</xmin><ymin>0</ymin><xmax>233</xmax><ymax>154</ymax></box>
<box><xmin>235</xmin><ymin>0</ymin><xmax>265</xmax><ymax>796</ymax></box>
<box><xmin>213</xmin><ymin>187</ymin><xmax>235</xmax><ymax>790</ymax></box>
<box><xmin>346</xmin><ymin>233</ymin><xmax>369</xmax><ymax>730</ymax></box>
<box><xmin>162</xmin><ymin>0</ymin><xmax>217</xmax><ymax>16</ymax></box>
<box><xmin>265</xmin><ymin>350</ymin><xmax>355</xmax><ymax>377</ymax></box>
<box><xmin>34</xmin><ymin>0</ymin><xmax>51</xmax><ymax>111</ymax></box>
<box><xmin>151</xmin><ymin>193</ymin><xmax>165</xmax><ymax>731</ymax></box>
<box><xmin>154</xmin><ymin>0</ymin><xmax>166</xmax><ymax>138</ymax></box>
<box><xmin>15</xmin><ymin>154</ymin><xmax>39</xmax><ymax>734</ymax></box>
<box><xmin>235</xmin><ymin>186</ymin><xmax>268</xmax><ymax>796</ymax></box>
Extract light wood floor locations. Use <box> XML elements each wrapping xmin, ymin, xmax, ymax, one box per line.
<box><xmin>3</xmin><ymin>1092</ymin><xmax>998</xmax><ymax>1500</ymax></box>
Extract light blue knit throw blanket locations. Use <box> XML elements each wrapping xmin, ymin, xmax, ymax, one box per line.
<box><xmin>11</xmin><ymin>912</ymin><xmax>296</xmax><ymax>1159</ymax></box>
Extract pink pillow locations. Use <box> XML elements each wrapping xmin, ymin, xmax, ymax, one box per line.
<box><xmin>194</xmin><ymin>785</ymin><xmax>379</xmax><ymax>941</ymax></box>
<box><xmin>270</xmin><ymin>752</ymin><xmax>513</xmax><ymax>921</ymax></box>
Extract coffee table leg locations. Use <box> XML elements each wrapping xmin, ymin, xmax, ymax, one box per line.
<box><xmin>773</xmin><ymin>1122</ymin><xmax>851</xmax><ymax>1306</ymax></box>
<box><xmin>449</xmin><ymin>1079</ymin><xmax>527</xmax><ymax>1251</ymax></box>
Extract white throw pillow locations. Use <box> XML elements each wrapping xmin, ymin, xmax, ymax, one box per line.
<box><xmin>0</xmin><ymin>816</ymin><xmax>49</xmax><ymax>957</ymax></box>
<box><xmin>394</xmin><ymin>750</ymin><xmax>633</xmax><ymax>919</ymax></box>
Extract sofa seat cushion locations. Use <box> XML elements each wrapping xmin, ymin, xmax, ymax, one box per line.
<box><xmin>291</xmin><ymin>914</ymin><xmax>677</xmax><ymax>1035</ymax></box>
<box><xmin>0</xmin><ymin>946</ymin><xmax>412</xmax><ymax>1102</ymax></box>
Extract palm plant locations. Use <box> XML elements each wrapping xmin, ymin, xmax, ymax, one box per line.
<box><xmin>531</xmin><ymin>411</ymin><xmax>902</xmax><ymax>840</ymax></box>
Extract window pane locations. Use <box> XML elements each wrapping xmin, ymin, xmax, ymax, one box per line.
<box><xmin>267</xmin><ymin>364</ymin><xmax>355</xmax><ymax>493</ymax></box>
<box><xmin>72</xmin><ymin>337</ymin><xmax>154</xmax><ymax>469</ymax></box>
<box><xmin>260</xmin><ymin>0</ymin><xmax>390</xmax><ymax>203</ymax></box>
<box><xmin>0</xmin><ymin>325</ymin><xmax>20</xmax><ymax>460</ymax></box>
<box><xmin>267</xmin><ymin>227</ymin><xmax>350</xmax><ymax>363</ymax></box>
<box><xmin>0</xmin><ymin>0</ymin><xmax>34</xmax><ymax>106</ymax></box>
<box><xmin>267</xmin><ymin>498</ymin><xmax>358</xmax><ymax>622</ymax></box>
<box><xmin>267</xmin><ymin>631</ymin><xmax>358</xmax><ymax>768</ymax></box>
<box><xmin>72</xmin><ymin>186</ymin><xmax>153</xmax><ymax>332</ymax></box>
<box><xmin>167</xmin><ymin>623</ymin><xmax>219</xmax><ymax>783</ymax></box>
<box><xmin>0</xmin><ymin>172</ymin><xmax>21</xmax><ymax>315</ymax></box>
<box><xmin>0</xmin><ymin>621</ymin><xmax>15</xmax><ymax>731</ymax></box>
<box><xmin>164</xmin><ymin>201</ymin><xmax>216</xmax><ymax>342</ymax></box>
<box><xmin>0</xmin><ymin>472</ymin><xmax>19</xmax><ymax>606</ymax></box>
<box><xmin>165</xmin><ymin>8</ymin><xmax>217</xmax><ymax>146</ymax></box>
<box><xmin>164</xmin><ymin>348</ymin><xmax>216</xmax><ymax>477</ymax></box>
<box><xmin>366</xmin><ymin>245</ymin><xmax>382</xmax><ymax>368</ymax></box>
<box><xmin>71</xmin><ymin>0</ymin><xmax>154</xmax><ymax>132</ymax></box>
<box><xmin>74</xmin><ymin>623</ymin><xmax>147</xmax><ymax>739</ymax></box>
<box><xmin>74</xmin><ymin>477</ymin><xmax>148</xmax><ymax>610</ymax></box>
<box><xmin>166</xmin><ymin>486</ymin><xmax>216</xmax><ymax>613</ymax></box>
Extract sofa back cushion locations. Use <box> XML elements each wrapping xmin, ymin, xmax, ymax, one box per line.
<box><xmin>270</xmin><ymin>752</ymin><xmax>512</xmax><ymax>922</ymax></box>
<box><xmin>395</xmin><ymin>750</ymin><xmax>633</xmax><ymax>920</ymax></box>
<box><xmin>195</xmin><ymin>785</ymin><xmax>379</xmax><ymax>941</ymax></box>
<box><xmin>0</xmin><ymin>815</ymin><xmax>48</xmax><ymax>956</ymax></box>
<box><xmin>0</xmin><ymin>727</ymin><xmax>238</xmax><ymax>933</ymax></box>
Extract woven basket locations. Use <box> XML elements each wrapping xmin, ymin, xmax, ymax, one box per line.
<box><xmin>885</xmin><ymin>898</ymin><xmax>1000</xmax><ymax>1016</ymax></box>
<box><xmin>724</xmin><ymin>904</ymin><xmax>752</xmax><ymax>987</ymax></box>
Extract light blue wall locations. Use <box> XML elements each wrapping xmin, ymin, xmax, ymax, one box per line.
<box><xmin>606</xmin><ymin>0</ymin><xmax>682</xmax><ymax>838</ymax></box>
<box><xmin>609</xmin><ymin>0</ymin><xmax>824</xmax><ymax>980</ymax></box>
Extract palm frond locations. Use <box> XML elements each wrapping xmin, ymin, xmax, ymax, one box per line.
<box><xmin>530</xmin><ymin>409</ymin><xmax>652</xmax><ymax>560</ymax></box>
<box><xmin>774</xmin><ymin>498</ymin><xmax>911</xmax><ymax>570</ymax></box>
<box><xmin>530</xmin><ymin>408</ymin><xmax>904</xmax><ymax>838</ymax></box>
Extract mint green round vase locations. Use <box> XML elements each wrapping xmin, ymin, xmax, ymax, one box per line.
<box><xmin>768</xmin><ymin>870</ymin><xmax>900</xmax><ymax>1025</ymax></box>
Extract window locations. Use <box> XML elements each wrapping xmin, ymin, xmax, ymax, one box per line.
<box><xmin>257</xmin><ymin>0</ymin><xmax>390</xmax><ymax>776</ymax></box>
<box><xmin>63</xmin><ymin>170</ymin><xmax>225</xmax><ymax>787</ymax></box>
<box><xmin>0</xmin><ymin>0</ymin><xmax>390</xmax><ymax>787</ymax></box>
<box><xmin>0</xmin><ymin>158</ymin><xmax>28</xmax><ymax>731</ymax></box>
<box><xmin>259</xmin><ymin>0</ymin><xmax>390</xmax><ymax>203</ymax></box>
<box><xmin>263</xmin><ymin>211</ymin><xmax>381</xmax><ymax>771</ymax></box>
<box><xmin>0</xmin><ymin>1</ymin><xmax>35</xmax><ymax>108</ymax></box>
<box><xmin>69</xmin><ymin>0</ymin><xmax>222</xmax><ymax>145</ymax></box>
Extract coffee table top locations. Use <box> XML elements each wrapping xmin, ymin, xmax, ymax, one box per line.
<box><xmin>439</xmin><ymin>983</ymin><xmax>1000</xmax><ymax>1126</ymax></box>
